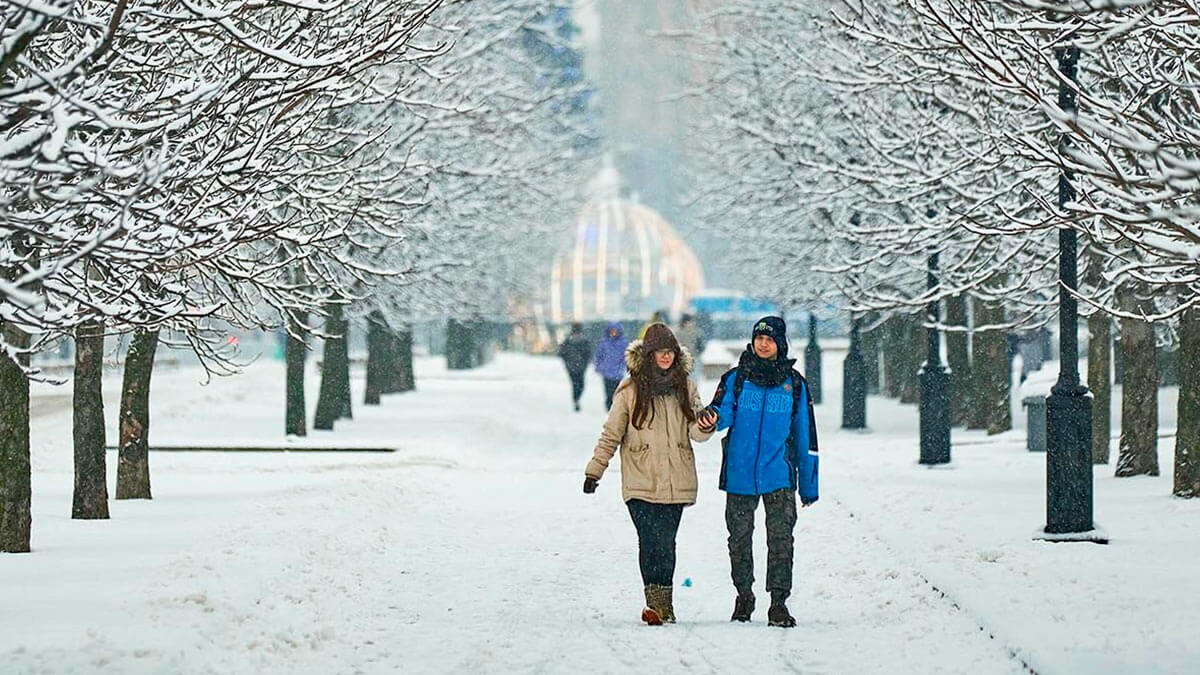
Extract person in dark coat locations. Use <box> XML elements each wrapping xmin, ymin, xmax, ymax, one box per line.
<box><xmin>593</xmin><ymin>322</ymin><xmax>629</xmax><ymax>410</ymax></box>
<box><xmin>676</xmin><ymin>314</ymin><xmax>701</xmax><ymax>382</ymax></box>
<box><xmin>558</xmin><ymin>323</ymin><xmax>593</xmax><ymax>411</ymax></box>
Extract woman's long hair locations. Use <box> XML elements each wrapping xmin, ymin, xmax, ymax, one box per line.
<box><xmin>630</xmin><ymin>345</ymin><xmax>696</xmax><ymax>430</ymax></box>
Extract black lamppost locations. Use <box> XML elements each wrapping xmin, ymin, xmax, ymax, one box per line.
<box><xmin>805</xmin><ymin>314</ymin><xmax>823</xmax><ymax>404</ymax></box>
<box><xmin>1042</xmin><ymin>44</ymin><xmax>1101</xmax><ymax>541</ymax></box>
<box><xmin>843</xmin><ymin>315</ymin><xmax>867</xmax><ymax>429</ymax></box>
<box><xmin>842</xmin><ymin>212</ymin><xmax>867</xmax><ymax>429</ymax></box>
<box><xmin>919</xmin><ymin>249</ymin><xmax>951</xmax><ymax>465</ymax></box>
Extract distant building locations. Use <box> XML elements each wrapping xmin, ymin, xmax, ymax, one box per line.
<box><xmin>545</xmin><ymin>163</ymin><xmax>705</xmax><ymax>323</ymax></box>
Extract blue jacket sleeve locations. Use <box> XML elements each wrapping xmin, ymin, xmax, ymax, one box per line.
<box><xmin>794</xmin><ymin>382</ymin><xmax>819</xmax><ymax>503</ymax></box>
<box><xmin>711</xmin><ymin>370</ymin><xmax>737</xmax><ymax>432</ymax></box>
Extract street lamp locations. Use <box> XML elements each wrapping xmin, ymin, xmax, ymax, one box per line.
<box><xmin>843</xmin><ymin>315</ymin><xmax>867</xmax><ymax>429</ymax></box>
<box><xmin>843</xmin><ymin>213</ymin><xmax>867</xmax><ymax>429</ymax></box>
<box><xmin>805</xmin><ymin>313</ymin><xmax>823</xmax><ymax>404</ymax></box>
<box><xmin>919</xmin><ymin>242</ymin><xmax>951</xmax><ymax>465</ymax></box>
<box><xmin>1041</xmin><ymin>44</ymin><xmax>1103</xmax><ymax>542</ymax></box>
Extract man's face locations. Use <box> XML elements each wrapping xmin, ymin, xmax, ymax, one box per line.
<box><xmin>753</xmin><ymin>334</ymin><xmax>778</xmax><ymax>360</ymax></box>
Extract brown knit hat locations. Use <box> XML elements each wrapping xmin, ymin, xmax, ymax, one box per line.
<box><xmin>642</xmin><ymin>322</ymin><xmax>680</xmax><ymax>354</ymax></box>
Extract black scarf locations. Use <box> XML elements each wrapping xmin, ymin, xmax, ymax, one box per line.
<box><xmin>738</xmin><ymin>347</ymin><xmax>795</xmax><ymax>388</ymax></box>
<box><xmin>649</xmin><ymin>367</ymin><xmax>676</xmax><ymax>396</ymax></box>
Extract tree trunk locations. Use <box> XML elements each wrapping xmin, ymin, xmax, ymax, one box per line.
<box><xmin>116</xmin><ymin>328</ymin><xmax>159</xmax><ymax>500</ymax></box>
<box><xmin>882</xmin><ymin>314</ymin><xmax>921</xmax><ymax>402</ymax></box>
<box><xmin>860</xmin><ymin>317</ymin><xmax>881</xmax><ymax>395</ymax></box>
<box><xmin>966</xmin><ymin>300</ymin><xmax>987</xmax><ymax>431</ymax></box>
<box><xmin>313</xmin><ymin>304</ymin><xmax>349</xmax><ymax>430</ymax></box>
<box><xmin>382</xmin><ymin>328</ymin><xmax>401</xmax><ymax>394</ymax></box>
<box><xmin>901</xmin><ymin>313</ymin><xmax>924</xmax><ymax>404</ymax></box>
<box><xmin>375</xmin><ymin>322</ymin><xmax>415</xmax><ymax>395</ymax></box>
<box><xmin>1175</xmin><ymin>307</ymin><xmax>1200</xmax><ymax>497</ymax></box>
<box><xmin>337</xmin><ymin>315</ymin><xmax>352</xmax><ymax>419</ymax></box>
<box><xmin>447</xmin><ymin>318</ymin><xmax>483</xmax><ymax>370</ymax></box>
<box><xmin>395</xmin><ymin>325</ymin><xmax>415</xmax><ymax>392</ymax></box>
<box><xmin>945</xmin><ymin>294</ymin><xmax>971</xmax><ymax>427</ymax></box>
<box><xmin>446</xmin><ymin>319</ymin><xmax>465</xmax><ymax>370</ymax></box>
<box><xmin>365</xmin><ymin>311</ymin><xmax>387</xmax><ymax>405</ymax></box>
<box><xmin>1113</xmin><ymin>334</ymin><xmax>1124</xmax><ymax>385</ymax></box>
<box><xmin>969</xmin><ymin>298</ymin><xmax>1011</xmax><ymax>434</ymax></box>
<box><xmin>1116</xmin><ymin>293</ymin><xmax>1159</xmax><ymax>477</ymax></box>
<box><xmin>285</xmin><ymin>311</ymin><xmax>308</xmax><ymax>437</ymax></box>
<box><xmin>0</xmin><ymin>320</ymin><xmax>32</xmax><ymax>552</ymax></box>
<box><xmin>881</xmin><ymin>317</ymin><xmax>899</xmax><ymax>399</ymax></box>
<box><xmin>1087</xmin><ymin>312</ymin><xmax>1112</xmax><ymax>464</ymax></box>
<box><xmin>72</xmin><ymin>320</ymin><xmax>109</xmax><ymax>520</ymax></box>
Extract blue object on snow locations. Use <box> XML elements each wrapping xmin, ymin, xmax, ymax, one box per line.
<box><xmin>682</xmin><ymin>578</ymin><xmax>692</xmax><ymax>587</ymax></box>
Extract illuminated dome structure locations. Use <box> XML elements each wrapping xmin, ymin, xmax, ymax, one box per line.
<box><xmin>547</xmin><ymin>164</ymin><xmax>705</xmax><ymax>323</ymax></box>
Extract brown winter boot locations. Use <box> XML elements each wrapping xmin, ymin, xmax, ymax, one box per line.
<box><xmin>641</xmin><ymin>585</ymin><xmax>668</xmax><ymax>626</ymax></box>
<box><xmin>660</xmin><ymin>585</ymin><xmax>676</xmax><ymax>624</ymax></box>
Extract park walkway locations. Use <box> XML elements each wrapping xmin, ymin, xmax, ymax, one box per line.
<box><xmin>6</xmin><ymin>349</ymin><xmax>1191</xmax><ymax>673</ymax></box>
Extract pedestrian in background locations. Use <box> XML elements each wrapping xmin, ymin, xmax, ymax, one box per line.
<box><xmin>638</xmin><ymin>309</ymin><xmax>668</xmax><ymax>339</ymax></box>
<box><xmin>558</xmin><ymin>323</ymin><xmax>592</xmax><ymax>411</ymax></box>
<box><xmin>593</xmin><ymin>322</ymin><xmax>629</xmax><ymax>410</ymax></box>
<box><xmin>676</xmin><ymin>314</ymin><xmax>701</xmax><ymax>381</ymax></box>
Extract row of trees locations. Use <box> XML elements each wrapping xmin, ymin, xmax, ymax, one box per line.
<box><xmin>1</xmin><ymin>1</ymin><xmax>597</xmax><ymax>552</ymax></box>
<box><xmin>682</xmin><ymin>0</ymin><xmax>1199</xmax><ymax>498</ymax></box>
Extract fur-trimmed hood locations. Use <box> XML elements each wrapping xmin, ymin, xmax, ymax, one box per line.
<box><xmin>625</xmin><ymin>338</ymin><xmax>694</xmax><ymax>376</ymax></box>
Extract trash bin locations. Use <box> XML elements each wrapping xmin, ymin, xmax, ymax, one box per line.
<box><xmin>1022</xmin><ymin>395</ymin><xmax>1047</xmax><ymax>453</ymax></box>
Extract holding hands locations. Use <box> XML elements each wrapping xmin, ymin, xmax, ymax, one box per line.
<box><xmin>697</xmin><ymin>407</ymin><xmax>719</xmax><ymax>433</ymax></box>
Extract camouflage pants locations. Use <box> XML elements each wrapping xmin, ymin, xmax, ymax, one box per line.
<box><xmin>726</xmin><ymin>488</ymin><xmax>797</xmax><ymax>600</ymax></box>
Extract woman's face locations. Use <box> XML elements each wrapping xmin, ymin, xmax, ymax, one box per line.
<box><xmin>654</xmin><ymin>348</ymin><xmax>676</xmax><ymax>371</ymax></box>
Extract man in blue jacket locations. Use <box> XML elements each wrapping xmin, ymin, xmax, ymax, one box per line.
<box><xmin>705</xmin><ymin>316</ymin><xmax>819</xmax><ymax>628</ymax></box>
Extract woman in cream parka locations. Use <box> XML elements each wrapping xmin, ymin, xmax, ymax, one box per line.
<box><xmin>583</xmin><ymin>322</ymin><xmax>717</xmax><ymax>625</ymax></box>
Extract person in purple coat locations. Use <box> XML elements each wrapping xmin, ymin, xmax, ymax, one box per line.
<box><xmin>593</xmin><ymin>322</ymin><xmax>629</xmax><ymax>410</ymax></box>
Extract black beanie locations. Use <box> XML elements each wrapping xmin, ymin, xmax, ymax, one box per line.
<box><xmin>751</xmin><ymin>316</ymin><xmax>788</xmax><ymax>358</ymax></box>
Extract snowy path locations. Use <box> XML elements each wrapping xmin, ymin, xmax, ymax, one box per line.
<box><xmin>2</xmin><ymin>353</ymin><xmax>1029</xmax><ymax>674</ymax></box>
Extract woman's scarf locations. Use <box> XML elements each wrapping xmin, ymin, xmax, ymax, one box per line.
<box><xmin>649</xmin><ymin>366</ymin><xmax>677</xmax><ymax>396</ymax></box>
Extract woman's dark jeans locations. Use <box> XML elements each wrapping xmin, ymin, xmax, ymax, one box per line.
<box><xmin>626</xmin><ymin>499</ymin><xmax>685</xmax><ymax>586</ymax></box>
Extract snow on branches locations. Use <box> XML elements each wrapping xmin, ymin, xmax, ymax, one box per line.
<box><xmin>1</xmin><ymin>0</ymin><xmax>597</xmax><ymax>361</ymax></box>
<box><xmin>685</xmin><ymin>0</ymin><xmax>1200</xmax><ymax>326</ymax></box>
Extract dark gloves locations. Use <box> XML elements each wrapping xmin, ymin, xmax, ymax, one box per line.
<box><xmin>801</xmin><ymin>496</ymin><xmax>818</xmax><ymax>507</ymax></box>
<box><xmin>697</xmin><ymin>406</ymin><xmax>718</xmax><ymax>432</ymax></box>
<box><xmin>583</xmin><ymin>477</ymin><xmax>598</xmax><ymax>494</ymax></box>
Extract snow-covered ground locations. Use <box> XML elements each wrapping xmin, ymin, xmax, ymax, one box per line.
<box><xmin>2</xmin><ymin>348</ymin><xmax>1195</xmax><ymax>673</ymax></box>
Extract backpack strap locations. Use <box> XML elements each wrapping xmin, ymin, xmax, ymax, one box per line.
<box><xmin>732</xmin><ymin>368</ymin><xmax>747</xmax><ymax>420</ymax></box>
<box><xmin>708</xmin><ymin>367</ymin><xmax>747</xmax><ymax>426</ymax></box>
<box><xmin>790</xmin><ymin>369</ymin><xmax>805</xmax><ymax>416</ymax></box>
<box><xmin>784</xmin><ymin>369</ymin><xmax>808</xmax><ymax>489</ymax></box>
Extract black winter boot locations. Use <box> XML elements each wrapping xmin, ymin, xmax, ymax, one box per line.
<box><xmin>768</xmin><ymin>597</ymin><xmax>796</xmax><ymax>628</ymax></box>
<box><xmin>731</xmin><ymin>591</ymin><xmax>755</xmax><ymax>622</ymax></box>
